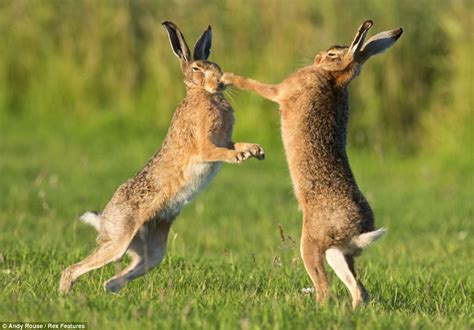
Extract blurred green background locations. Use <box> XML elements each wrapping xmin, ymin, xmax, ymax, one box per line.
<box><xmin>0</xmin><ymin>0</ymin><xmax>472</xmax><ymax>155</ymax></box>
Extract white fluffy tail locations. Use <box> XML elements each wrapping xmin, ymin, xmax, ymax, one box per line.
<box><xmin>80</xmin><ymin>211</ymin><xmax>102</xmax><ymax>231</ymax></box>
<box><xmin>351</xmin><ymin>228</ymin><xmax>386</xmax><ymax>249</ymax></box>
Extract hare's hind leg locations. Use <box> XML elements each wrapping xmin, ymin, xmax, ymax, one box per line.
<box><xmin>345</xmin><ymin>255</ymin><xmax>369</xmax><ymax>303</ymax></box>
<box><xmin>59</xmin><ymin>220</ymin><xmax>139</xmax><ymax>294</ymax></box>
<box><xmin>325</xmin><ymin>248</ymin><xmax>367</xmax><ymax>309</ymax></box>
<box><xmin>300</xmin><ymin>229</ymin><xmax>329</xmax><ymax>303</ymax></box>
<box><xmin>104</xmin><ymin>220</ymin><xmax>171</xmax><ymax>292</ymax></box>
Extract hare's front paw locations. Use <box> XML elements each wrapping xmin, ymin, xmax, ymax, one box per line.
<box><xmin>234</xmin><ymin>150</ymin><xmax>252</xmax><ymax>163</ymax></box>
<box><xmin>232</xmin><ymin>143</ymin><xmax>265</xmax><ymax>163</ymax></box>
<box><xmin>246</xmin><ymin>144</ymin><xmax>265</xmax><ymax>160</ymax></box>
<box><xmin>221</xmin><ymin>72</ymin><xmax>235</xmax><ymax>86</ymax></box>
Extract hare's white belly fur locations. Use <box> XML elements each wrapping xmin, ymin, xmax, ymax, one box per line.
<box><xmin>157</xmin><ymin>162</ymin><xmax>221</xmax><ymax>220</ymax></box>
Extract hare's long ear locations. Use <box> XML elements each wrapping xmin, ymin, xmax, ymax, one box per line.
<box><xmin>162</xmin><ymin>21</ymin><xmax>191</xmax><ymax>66</ymax></box>
<box><xmin>348</xmin><ymin>20</ymin><xmax>373</xmax><ymax>57</ymax></box>
<box><xmin>193</xmin><ymin>25</ymin><xmax>212</xmax><ymax>61</ymax></box>
<box><xmin>360</xmin><ymin>27</ymin><xmax>403</xmax><ymax>60</ymax></box>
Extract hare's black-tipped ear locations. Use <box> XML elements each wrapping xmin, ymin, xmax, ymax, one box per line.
<box><xmin>360</xmin><ymin>28</ymin><xmax>403</xmax><ymax>60</ymax></box>
<box><xmin>193</xmin><ymin>25</ymin><xmax>212</xmax><ymax>61</ymax></box>
<box><xmin>162</xmin><ymin>21</ymin><xmax>191</xmax><ymax>65</ymax></box>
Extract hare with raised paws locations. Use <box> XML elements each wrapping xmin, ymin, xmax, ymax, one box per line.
<box><xmin>59</xmin><ymin>22</ymin><xmax>264</xmax><ymax>294</ymax></box>
<box><xmin>223</xmin><ymin>20</ymin><xmax>402</xmax><ymax>308</ymax></box>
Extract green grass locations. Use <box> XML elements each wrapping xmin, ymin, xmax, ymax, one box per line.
<box><xmin>0</xmin><ymin>112</ymin><xmax>472</xmax><ymax>329</ymax></box>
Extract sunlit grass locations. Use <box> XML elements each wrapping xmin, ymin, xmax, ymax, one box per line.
<box><xmin>0</xmin><ymin>113</ymin><xmax>472</xmax><ymax>328</ymax></box>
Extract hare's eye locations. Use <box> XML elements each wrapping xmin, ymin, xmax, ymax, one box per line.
<box><xmin>192</xmin><ymin>67</ymin><xmax>200</xmax><ymax>72</ymax></box>
<box><xmin>327</xmin><ymin>52</ymin><xmax>337</xmax><ymax>58</ymax></box>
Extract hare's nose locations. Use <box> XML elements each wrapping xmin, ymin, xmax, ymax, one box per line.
<box><xmin>218</xmin><ymin>82</ymin><xmax>224</xmax><ymax>89</ymax></box>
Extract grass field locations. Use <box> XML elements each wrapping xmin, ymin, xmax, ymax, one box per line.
<box><xmin>0</xmin><ymin>112</ymin><xmax>472</xmax><ymax>329</ymax></box>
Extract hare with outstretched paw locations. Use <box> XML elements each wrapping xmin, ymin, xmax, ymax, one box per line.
<box><xmin>223</xmin><ymin>20</ymin><xmax>402</xmax><ymax>308</ymax></box>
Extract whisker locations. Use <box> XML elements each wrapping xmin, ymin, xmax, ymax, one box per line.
<box><xmin>295</xmin><ymin>47</ymin><xmax>316</xmax><ymax>69</ymax></box>
<box><xmin>224</xmin><ymin>89</ymin><xmax>238</xmax><ymax>106</ymax></box>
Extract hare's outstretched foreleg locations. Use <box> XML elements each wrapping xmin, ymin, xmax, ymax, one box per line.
<box><xmin>200</xmin><ymin>143</ymin><xmax>265</xmax><ymax>163</ymax></box>
<box><xmin>103</xmin><ymin>221</ymin><xmax>171</xmax><ymax>293</ymax></box>
<box><xmin>222</xmin><ymin>73</ymin><xmax>279</xmax><ymax>103</ymax></box>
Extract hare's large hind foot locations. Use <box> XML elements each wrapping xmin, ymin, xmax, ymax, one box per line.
<box><xmin>59</xmin><ymin>267</ymin><xmax>75</xmax><ymax>294</ymax></box>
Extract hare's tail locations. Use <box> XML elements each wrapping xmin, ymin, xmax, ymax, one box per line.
<box><xmin>80</xmin><ymin>211</ymin><xmax>102</xmax><ymax>231</ymax></box>
<box><xmin>351</xmin><ymin>228</ymin><xmax>385</xmax><ymax>249</ymax></box>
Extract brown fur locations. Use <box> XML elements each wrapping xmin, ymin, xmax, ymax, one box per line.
<box><xmin>59</xmin><ymin>22</ymin><xmax>264</xmax><ymax>294</ymax></box>
<box><xmin>222</xmin><ymin>20</ymin><xmax>402</xmax><ymax>308</ymax></box>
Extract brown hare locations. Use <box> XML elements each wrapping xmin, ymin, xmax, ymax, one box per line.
<box><xmin>222</xmin><ymin>20</ymin><xmax>402</xmax><ymax>308</ymax></box>
<box><xmin>59</xmin><ymin>21</ymin><xmax>264</xmax><ymax>294</ymax></box>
